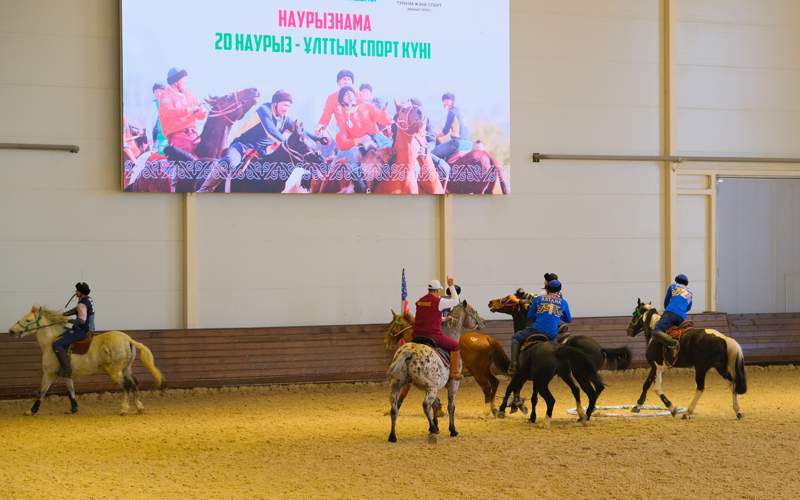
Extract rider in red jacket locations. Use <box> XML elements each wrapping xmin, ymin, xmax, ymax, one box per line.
<box><xmin>414</xmin><ymin>276</ymin><xmax>462</xmax><ymax>380</ymax></box>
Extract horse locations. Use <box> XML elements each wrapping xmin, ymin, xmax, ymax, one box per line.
<box><xmin>7</xmin><ymin>306</ymin><xmax>164</xmax><ymax>416</ymax></box>
<box><xmin>626</xmin><ymin>299</ymin><xmax>747</xmax><ymax>419</ymax></box>
<box><xmin>126</xmin><ymin>87</ymin><xmax>259</xmax><ymax>193</ymax></box>
<box><xmin>497</xmin><ymin>335</ymin><xmax>605</xmax><ymax>426</ymax></box>
<box><xmin>488</xmin><ymin>289</ymin><xmax>630</xmax><ymax>413</ymax></box>
<box><xmin>488</xmin><ymin>290</ymin><xmax>632</xmax><ymax>370</ymax></box>
<box><xmin>385</xmin><ymin>302</ymin><xmax>511</xmax><ymax>417</ymax></box>
<box><xmin>445</xmin><ymin>141</ymin><xmax>509</xmax><ymax>195</ymax></box>
<box><xmin>373</xmin><ymin>101</ymin><xmax>444</xmax><ymax>194</ymax></box>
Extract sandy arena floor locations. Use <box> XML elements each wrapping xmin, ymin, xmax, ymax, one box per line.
<box><xmin>1</xmin><ymin>366</ymin><xmax>798</xmax><ymax>499</ymax></box>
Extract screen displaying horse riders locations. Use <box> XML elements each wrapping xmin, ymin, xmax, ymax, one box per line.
<box><xmin>121</xmin><ymin>0</ymin><xmax>510</xmax><ymax>194</ymax></box>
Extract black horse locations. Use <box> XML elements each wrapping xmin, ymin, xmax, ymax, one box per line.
<box><xmin>489</xmin><ymin>289</ymin><xmax>632</xmax><ymax>370</ymax></box>
<box><xmin>497</xmin><ymin>336</ymin><xmax>605</xmax><ymax>425</ymax></box>
<box><xmin>205</xmin><ymin>121</ymin><xmax>326</xmax><ymax>193</ymax></box>
<box><xmin>627</xmin><ymin>298</ymin><xmax>747</xmax><ymax>419</ymax></box>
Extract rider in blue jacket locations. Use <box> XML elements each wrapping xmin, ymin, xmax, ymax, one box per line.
<box><xmin>653</xmin><ymin>274</ymin><xmax>693</xmax><ymax>353</ymax></box>
<box><xmin>509</xmin><ymin>279</ymin><xmax>571</xmax><ymax>374</ymax></box>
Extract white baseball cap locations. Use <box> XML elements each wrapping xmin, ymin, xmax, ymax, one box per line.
<box><xmin>427</xmin><ymin>279</ymin><xmax>443</xmax><ymax>290</ymax></box>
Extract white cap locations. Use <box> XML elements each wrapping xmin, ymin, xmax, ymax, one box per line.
<box><xmin>427</xmin><ymin>279</ymin><xmax>443</xmax><ymax>290</ymax></box>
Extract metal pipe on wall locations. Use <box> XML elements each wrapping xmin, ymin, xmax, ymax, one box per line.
<box><xmin>0</xmin><ymin>143</ymin><xmax>80</xmax><ymax>153</ymax></box>
<box><xmin>531</xmin><ymin>153</ymin><xmax>800</xmax><ymax>164</ymax></box>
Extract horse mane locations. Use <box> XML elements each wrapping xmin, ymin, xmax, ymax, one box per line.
<box><xmin>36</xmin><ymin>306</ymin><xmax>67</xmax><ymax>323</ymax></box>
<box><xmin>402</xmin><ymin>311</ymin><xmax>414</xmax><ymax>323</ymax></box>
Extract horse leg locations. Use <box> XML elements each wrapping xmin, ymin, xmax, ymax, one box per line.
<box><xmin>684</xmin><ymin>365</ymin><xmax>709</xmax><ymax>419</ymax></box>
<box><xmin>558</xmin><ymin>367</ymin><xmax>586</xmax><ymax>423</ymax></box>
<box><xmin>26</xmin><ymin>372</ymin><xmax>55</xmax><ymax>416</ymax></box>
<box><xmin>105</xmin><ymin>365</ymin><xmax>130</xmax><ymax>415</ymax></box>
<box><xmin>472</xmin><ymin>369</ymin><xmax>494</xmax><ymax>417</ymax></box>
<box><xmin>123</xmin><ymin>347</ymin><xmax>144</xmax><ymax>414</ymax></box>
<box><xmin>388</xmin><ymin>380</ymin><xmax>403</xmax><ymax>442</ymax></box>
<box><xmin>497</xmin><ymin>379</ymin><xmax>515</xmax><ymax>417</ymax></box>
<box><xmin>65</xmin><ymin>379</ymin><xmax>79</xmax><ymax>414</ymax></box>
<box><xmin>396</xmin><ymin>384</ymin><xmax>411</xmax><ymax>411</ymax></box>
<box><xmin>488</xmin><ymin>372</ymin><xmax>500</xmax><ymax>417</ymax></box>
<box><xmin>653</xmin><ymin>364</ymin><xmax>677</xmax><ymax>416</ymax></box>
<box><xmin>575</xmin><ymin>374</ymin><xmax>598</xmax><ymax>423</ymax></box>
<box><xmin>528</xmin><ymin>383</ymin><xmax>539</xmax><ymax>424</ymax></box>
<box><xmin>422</xmin><ymin>389</ymin><xmax>439</xmax><ymax>441</ymax></box>
<box><xmin>538</xmin><ymin>378</ymin><xmax>557</xmax><ymax>428</ymax></box>
<box><xmin>447</xmin><ymin>379</ymin><xmax>459</xmax><ymax>437</ymax></box>
<box><xmin>632</xmin><ymin>365</ymin><xmax>656</xmax><ymax>413</ymax></box>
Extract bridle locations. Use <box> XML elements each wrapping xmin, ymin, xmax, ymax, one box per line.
<box><xmin>206</xmin><ymin>92</ymin><xmax>245</xmax><ymax>125</ymax></box>
<box><xmin>11</xmin><ymin>309</ymin><xmax>63</xmax><ymax>336</ymax></box>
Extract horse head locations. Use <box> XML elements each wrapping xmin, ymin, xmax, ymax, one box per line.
<box><xmin>460</xmin><ymin>300</ymin><xmax>486</xmax><ymax>330</ymax></box>
<box><xmin>385</xmin><ymin>308</ymin><xmax>414</xmax><ymax>351</ymax></box>
<box><xmin>205</xmin><ymin>87</ymin><xmax>260</xmax><ymax>121</ymax></box>
<box><xmin>488</xmin><ymin>292</ymin><xmax>527</xmax><ymax>314</ymax></box>
<box><xmin>627</xmin><ymin>298</ymin><xmax>653</xmax><ymax>337</ymax></box>
<box><xmin>395</xmin><ymin>101</ymin><xmax>425</xmax><ymax>136</ymax></box>
<box><xmin>8</xmin><ymin>305</ymin><xmax>66</xmax><ymax>340</ymax></box>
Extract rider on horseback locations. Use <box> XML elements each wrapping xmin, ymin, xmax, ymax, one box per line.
<box><xmin>159</xmin><ymin>67</ymin><xmax>207</xmax><ymax>156</ymax></box>
<box><xmin>413</xmin><ymin>276</ymin><xmax>463</xmax><ymax>380</ymax></box>
<box><xmin>652</xmin><ymin>274</ymin><xmax>693</xmax><ymax>357</ymax></box>
<box><xmin>432</xmin><ymin>92</ymin><xmax>470</xmax><ymax>161</ymax></box>
<box><xmin>53</xmin><ymin>282</ymin><xmax>95</xmax><ymax>378</ymax></box>
<box><xmin>509</xmin><ymin>279</ymin><xmax>572</xmax><ymax>375</ymax></box>
<box><xmin>197</xmin><ymin>90</ymin><xmax>327</xmax><ymax>192</ymax></box>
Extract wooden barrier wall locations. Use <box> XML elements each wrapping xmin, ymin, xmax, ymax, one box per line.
<box><xmin>1</xmin><ymin>312</ymin><xmax>798</xmax><ymax>398</ymax></box>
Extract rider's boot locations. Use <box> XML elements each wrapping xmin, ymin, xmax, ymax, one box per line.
<box><xmin>54</xmin><ymin>349</ymin><xmax>72</xmax><ymax>378</ymax></box>
<box><xmin>508</xmin><ymin>343</ymin><xmax>520</xmax><ymax>376</ymax></box>
<box><xmin>653</xmin><ymin>330</ymin><xmax>678</xmax><ymax>363</ymax></box>
<box><xmin>449</xmin><ymin>351</ymin><xmax>463</xmax><ymax>381</ymax></box>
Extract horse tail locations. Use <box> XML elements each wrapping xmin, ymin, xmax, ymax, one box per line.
<box><xmin>557</xmin><ymin>345</ymin><xmax>604</xmax><ymax>392</ymax></box>
<box><xmin>601</xmin><ymin>346</ymin><xmax>632</xmax><ymax>370</ymax></box>
<box><xmin>489</xmin><ymin>337</ymin><xmax>510</xmax><ymax>373</ymax></box>
<box><xmin>731</xmin><ymin>341</ymin><xmax>747</xmax><ymax>395</ymax></box>
<box><xmin>130</xmin><ymin>340</ymin><xmax>164</xmax><ymax>388</ymax></box>
<box><xmin>387</xmin><ymin>345</ymin><xmax>414</xmax><ymax>382</ymax></box>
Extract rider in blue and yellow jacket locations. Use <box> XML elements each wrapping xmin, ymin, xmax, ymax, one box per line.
<box><xmin>653</xmin><ymin>274</ymin><xmax>693</xmax><ymax>353</ymax></box>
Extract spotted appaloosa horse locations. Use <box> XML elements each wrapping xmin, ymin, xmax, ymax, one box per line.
<box><xmin>385</xmin><ymin>310</ymin><xmax>460</xmax><ymax>443</ymax></box>
<box><xmin>627</xmin><ymin>298</ymin><xmax>747</xmax><ymax>419</ymax></box>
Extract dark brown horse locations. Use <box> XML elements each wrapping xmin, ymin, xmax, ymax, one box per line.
<box><xmin>445</xmin><ymin>142</ymin><xmax>509</xmax><ymax>194</ymax></box>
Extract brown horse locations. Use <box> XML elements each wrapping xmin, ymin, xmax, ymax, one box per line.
<box><xmin>446</xmin><ymin>141</ymin><xmax>509</xmax><ymax>194</ymax></box>
<box><xmin>385</xmin><ymin>302</ymin><xmax>511</xmax><ymax>416</ymax></box>
<box><xmin>373</xmin><ymin>102</ymin><xmax>444</xmax><ymax>194</ymax></box>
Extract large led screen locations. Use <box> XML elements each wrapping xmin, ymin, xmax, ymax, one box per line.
<box><xmin>122</xmin><ymin>0</ymin><xmax>509</xmax><ymax>194</ymax></box>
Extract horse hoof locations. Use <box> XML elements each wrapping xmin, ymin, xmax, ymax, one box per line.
<box><xmin>450</xmin><ymin>430</ymin><xmax>459</xmax><ymax>438</ymax></box>
<box><xmin>670</xmin><ymin>407</ymin><xmax>679</xmax><ymax>417</ymax></box>
<box><xmin>631</xmin><ymin>406</ymin><xmax>641</xmax><ymax>414</ymax></box>
<box><xmin>520</xmin><ymin>405</ymin><xmax>529</xmax><ymax>415</ymax></box>
<box><xmin>388</xmin><ymin>433</ymin><xmax>397</xmax><ymax>443</ymax></box>
<box><xmin>682</xmin><ymin>413</ymin><xmax>693</xmax><ymax>420</ymax></box>
<box><xmin>736</xmin><ymin>412</ymin><xmax>744</xmax><ymax>420</ymax></box>
<box><xmin>24</xmin><ymin>410</ymin><xmax>33</xmax><ymax>416</ymax></box>
<box><xmin>496</xmin><ymin>411</ymin><xmax>506</xmax><ymax>419</ymax></box>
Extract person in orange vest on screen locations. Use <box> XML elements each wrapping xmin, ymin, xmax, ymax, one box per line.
<box><xmin>315</xmin><ymin>69</ymin><xmax>355</xmax><ymax>137</ymax></box>
<box><xmin>413</xmin><ymin>276</ymin><xmax>462</xmax><ymax>380</ymax></box>
<box><xmin>159</xmin><ymin>67</ymin><xmax>207</xmax><ymax>157</ymax></box>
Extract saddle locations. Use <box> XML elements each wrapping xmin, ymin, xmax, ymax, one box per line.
<box><xmin>68</xmin><ymin>332</ymin><xmax>95</xmax><ymax>356</ymax></box>
<box><xmin>410</xmin><ymin>337</ymin><xmax>451</xmax><ymax>368</ymax></box>
<box><xmin>666</xmin><ymin>320</ymin><xmax>695</xmax><ymax>340</ymax></box>
<box><xmin>520</xmin><ymin>333</ymin><xmax>550</xmax><ymax>352</ymax></box>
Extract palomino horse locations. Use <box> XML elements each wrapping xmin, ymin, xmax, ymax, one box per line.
<box><xmin>7</xmin><ymin>306</ymin><xmax>163</xmax><ymax>416</ymax></box>
<box><xmin>627</xmin><ymin>299</ymin><xmax>747</xmax><ymax>419</ymax></box>
<box><xmin>498</xmin><ymin>334</ymin><xmax>605</xmax><ymax>426</ymax></box>
<box><xmin>373</xmin><ymin>102</ymin><xmax>444</xmax><ymax>194</ymax></box>
<box><xmin>446</xmin><ymin>142</ymin><xmax>509</xmax><ymax>194</ymax></box>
